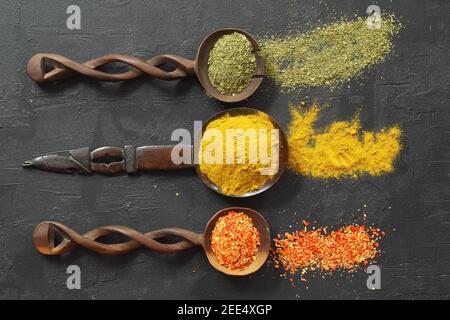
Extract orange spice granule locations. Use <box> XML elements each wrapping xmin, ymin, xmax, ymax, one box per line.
<box><xmin>211</xmin><ymin>211</ymin><xmax>260</xmax><ymax>270</ymax></box>
<box><xmin>273</xmin><ymin>222</ymin><xmax>384</xmax><ymax>278</ymax></box>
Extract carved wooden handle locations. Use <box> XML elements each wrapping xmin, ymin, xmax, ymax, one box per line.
<box><xmin>33</xmin><ymin>222</ymin><xmax>203</xmax><ymax>256</ymax></box>
<box><xmin>22</xmin><ymin>145</ymin><xmax>195</xmax><ymax>175</ymax></box>
<box><xmin>27</xmin><ymin>53</ymin><xmax>196</xmax><ymax>82</ymax></box>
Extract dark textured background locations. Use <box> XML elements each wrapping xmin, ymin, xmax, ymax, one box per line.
<box><xmin>0</xmin><ymin>0</ymin><xmax>449</xmax><ymax>300</ymax></box>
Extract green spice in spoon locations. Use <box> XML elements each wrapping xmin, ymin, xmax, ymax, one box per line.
<box><xmin>208</xmin><ymin>32</ymin><xmax>257</xmax><ymax>96</ymax></box>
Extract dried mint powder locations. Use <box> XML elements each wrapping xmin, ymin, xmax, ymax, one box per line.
<box><xmin>260</xmin><ymin>15</ymin><xmax>401</xmax><ymax>90</ymax></box>
<box><xmin>208</xmin><ymin>32</ymin><xmax>256</xmax><ymax>95</ymax></box>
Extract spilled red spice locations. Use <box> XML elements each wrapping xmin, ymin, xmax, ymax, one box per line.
<box><xmin>273</xmin><ymin>221</ymin><xmax>384</xmax><ymax>279</ymax></box>
<box><xmin>211</xmin><ymin>211</ymin><xmax>260</xmax><ymax>271</ymax></box>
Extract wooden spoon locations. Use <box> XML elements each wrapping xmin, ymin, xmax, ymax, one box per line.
<box><xmin>23</xmin><ymin>107</ymin><xmax>288</xmax><ymax>198</ymax></box>
<box><xmin>26</xmin><ymin>29</ymin><xmax>264</xmax><ymax>103</ymax></box>
<box><xmin>33</xmin><ymin>207</ymin><xmax>270</xmax><ymax>276</ymax></box>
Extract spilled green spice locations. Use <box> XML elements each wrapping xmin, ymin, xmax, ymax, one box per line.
<box><xmin>208</xmin><ymin>32</ymin><xmax>256</xmax><ymax>95</ymax></box>
<box><xmin>260</xmin><ymin>15</ymin><xmax>401</xmax><ymax>90</ymax></box>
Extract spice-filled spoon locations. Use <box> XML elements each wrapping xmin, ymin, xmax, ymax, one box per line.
<box><xmin>33</xmin><ymin>207</ymin><xmax>270</xmax><ymax>276</ymax></box>
<box><xmin>27</xmin><ymin>29</ymin><xmax>264</xmax><ymax>103</ymax></box>
<box><xmin>22</xmin><ymin>107</ymin><xmax>288</xmax><ymax>197</ymax></box>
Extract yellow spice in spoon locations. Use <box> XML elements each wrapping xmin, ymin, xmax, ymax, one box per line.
<box><xmin>199</xmin><ymin>112</ymin><xmax>278</xmax><ymax>196</ymax></box>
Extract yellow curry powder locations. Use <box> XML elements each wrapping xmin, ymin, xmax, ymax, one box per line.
<box><xmin>199</xmin><ymin>112</ymin><xmax>278</xmax><ymax>195</ymax></box>
<box><xmin>288</xmin><ymin>103</ymin><xmax>401</xmax><ymax>178</ymax></box>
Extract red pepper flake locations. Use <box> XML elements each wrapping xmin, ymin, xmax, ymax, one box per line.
<box><xmin>211</xmin><ymin>211</ymin><xmax>260</xmax><ymax>271</ymax></box>
<box><xmin>272</xmin><ymin>223</ymin><xmax>384</xmax><ymax>280</ymax></box>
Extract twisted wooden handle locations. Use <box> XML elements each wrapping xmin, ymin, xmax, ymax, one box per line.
<box><xmin>33</xmin><ymin>221</ymin><xmax>203</xmax><ymax>256</ymax></box>
<box><xmin>27</xmin><ymin>53</ymin><xmax>196</xmax><ymax>82</ymax></box>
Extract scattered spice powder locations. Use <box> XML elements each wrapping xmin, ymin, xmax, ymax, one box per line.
<box><xmin>208</xmin><ymin>32</ymin><xmax>256</xmax><ymax>95</ymax></box>
<box><xmin>288</xmin><ymin>102</ymin><xmax>402</xmax><ymax>178</ymax></box>
<box><xmin>273</xmin><ymin>221</ymin><xmax>384</xmax><ymax>279</ymax></box>
<box><xmin>199</xmin><ymin>111</ymin><xmax>278</xmax><ymax>196</ymax></box>
<box><xmin>260</xmin><ymin>14</ymin><xmax>401</xmax><ymax>90</ymax></box>
<box><xmin>211</xmin><ymin>211</ymin><xmax>260</xmax><ymax>270</ymax></box>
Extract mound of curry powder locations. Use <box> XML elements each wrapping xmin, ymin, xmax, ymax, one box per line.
<box><xmin>199</xmin><ymin>111</ymin><xmax>278</xmax><ymax>196</ymax></box>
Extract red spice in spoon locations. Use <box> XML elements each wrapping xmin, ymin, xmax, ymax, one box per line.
<box><xmin>211</xmin><ymin>211</ymin><xmax>260</xmax><ymax>270</ymax></box>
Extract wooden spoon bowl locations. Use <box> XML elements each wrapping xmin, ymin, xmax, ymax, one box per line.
<box><xmin>203</xmin><ymin>207</ymin><xmax>271</xmax><ymax>276</ymax></box>
<box><xmin>195</xmin><ymin>28</ymin><xmax>264</xmax><ymax>103</ymax></box>
<box><xmin>196</xmin><ymin>107</ymin><xmax>288</xmax><ymax>197</ymax></box>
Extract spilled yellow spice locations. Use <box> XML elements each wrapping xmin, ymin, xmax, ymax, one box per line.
<box><xmin>288</xmin><ymin>103</ymin><xmax>401</xmax><ymax>178</ymax></box>
<box><xmin>199</xmin><ymin>112</ymin><xmax>278</xmax><ymax>195</ymax></box>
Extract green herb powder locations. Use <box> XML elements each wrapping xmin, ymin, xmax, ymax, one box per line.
<box><xmin>208</xmin><ymin>32</ymin><xmax>256</xmax><ymax>95</ymax></box>
<box><xmin>260</xmin><ymin>15</ymin><xmax>401</xmax><ymax>90</ymax></box>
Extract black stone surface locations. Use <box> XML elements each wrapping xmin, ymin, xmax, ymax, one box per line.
<box><xmin>0</xmin><ymin>0</ymin><xmax>449</xmax><ymax>299</ymax></box>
